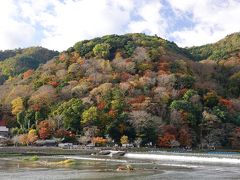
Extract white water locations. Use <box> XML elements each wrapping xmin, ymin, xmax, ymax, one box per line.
<box><xmin>1</xmin><ymin>154</ymin><xmax>240</xmax><ymax>180</ymax></box>
<box><xmin>124</xmin><ymin>153</ymin><xmax>240</xmax><ymax>164</ymax></box>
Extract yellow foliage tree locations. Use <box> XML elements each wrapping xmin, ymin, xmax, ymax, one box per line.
<box><xmin>28</xmin><ymin>129</ymin><xmax>38</xmax><ymax>144</ymax></box>
<box><xmin>11</xmin><ymin>97</ymin><xmax>24</xmax><ymax>115</ymax></box>
<box><xmin>120</xmin><ymin>135</ymin><xmax>129</xmax><ymax>145</ymax></box>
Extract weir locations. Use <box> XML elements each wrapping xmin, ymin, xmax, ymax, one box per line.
<box><xmin>124</xmin><ymin>152</ymin><xmax>240</xmax><ymax>164</ymax></box>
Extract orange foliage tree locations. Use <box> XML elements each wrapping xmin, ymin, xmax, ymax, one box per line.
<box><xmin>108</xmin><ymin>109</ymin><xmax>116</xmax><ymax>118</ymax></box>
<box><xmin>18</xmin><ymin>134</ymin><xmax>29</xmax><ymax>145</ymax></box>
<box><xmin>93</xmin><ymin>137</ymin><xmax>107</xmax><ymax>146</ymax></box>
<box><xmin>38</xmin><ymin>120</ymin><xmax>54</xmax><ymax>140</ymax></box>
<box><xmin>23</xmin><ymin>69</ymin><xmax>34</xmax><ymax>79</ymax></box>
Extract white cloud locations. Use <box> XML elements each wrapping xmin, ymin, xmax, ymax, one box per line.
<box><xmin>0</xmin><ymin>0</ymin><xmax>36</xmax><ymax>50</ymax></box>
<box><xmin>168</xmin><ymin>0</ymin><xmax>240</xmax><ymax>47</ymax></box>
<box><xmin>1</xmin><ymin>0</ymin><xmax>168</xmax><ymax>51</ymax></box>
<box><xmin>39</xmin><ymin>0</ymin><xmax>133</xmax><ymax>50</ymax></box>
<box><xmin>128</xmin><ymin>0</ymin><xmax>167</xmax><ymax>38</ymax></box>
<box><xmin>1</xmin><ymin>0</ymin><xmax>240</xmax><ymax>50</ymax></box>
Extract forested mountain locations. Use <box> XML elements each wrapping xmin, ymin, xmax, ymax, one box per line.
<box><xmin>0</xmin><ymin>47</ymin><xmax>59</xmax><ymax>85</ymax></box>
<box><xmin>189</xmin><ymin>32</ymin><xmax>240</xmax><ymax>61</ymax></box>
<box><xmin>0</xmin><ymin>33</ymin><xmax>239</xmax><ymax>149</ymax></box>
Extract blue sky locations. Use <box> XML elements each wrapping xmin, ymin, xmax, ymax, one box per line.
<box><xmin>0</xmin><ymin>0</ymin><xmax>240</xmax><ymax>51</ymax></box>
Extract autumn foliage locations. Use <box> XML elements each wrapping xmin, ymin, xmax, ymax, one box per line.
<box><xmin>38</xmin><ymin>120</ymin><xmax>54</xmax><ymax>140</ymax></box>
<box><xmin>128</xmin><ymin>95</ymin><xmax>145</xmax><ymax>104</ymax></box>
<box><xmin>18</xmin><ymin>134</ymin><xmax>29</xmax><ymax>145</ymax></box>
<box><xmin>231</xmin><ymin>127</ymin><xmax>240</xmax><ymax>149</ymax></box>
<box><xmin>54</xmin><ymin>129</ymin><xmax>75</xmax><ymax>139</ymax></box>
<box><xmin>27</xmin><ymin>129</ymin><xmax>38</xmax><ymax>144</ymax></box>
<box><xmin>178</xmin><ymin>128</ymin><xmax>192</xmax><ymax>147</ymax></box>
<box><xmin>11</xmin><ymin>97</ymin><xmax>24</xmax><ymax>115</ymax></box>
<box><xmin>23</xmin><ymin>69</ymin><xmax>34</xmax><ymax>79</ymax></box>
<box><xmin>93</xmin><ymin>137</ymin><xmax>107</xmax><ymax>146</ymax></box>
<box><xmin>158</xmin><ymin>133</ymin><xmax>176</xmax><ymax>147</ymax></box>
<box><xmin>48</xmin><ymin>81</ymin><xmax>59</xmax><ymax>88</ymax></box>
<box><xmin>97</xmin><ymin>101</ymin><xmax>106</xmax><ymax>110</ymax></box>
<box><xmin>17</xmin><ymin>129</ymin><xmax>38</xmax><ymax>145</ymax></box>
<box><xmin>108</xmin><ymin>109</ymin><xmax>116</xmax><ymax>118</ymax></box>
<box><xmin>219</xmin><ymin>98</ymin><xmax>233</xmax><ymax>109</ymax></box>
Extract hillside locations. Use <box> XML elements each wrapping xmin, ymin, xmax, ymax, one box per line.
<box><xmin>0</xmin><ymin>47</ymin><xmax>59</xmax><ymax>85</ymax></box>
<box><xmin>0</xmin><ymin>33</ymin><xmax>239</xmax><ymax>149</ymax></box>
<box><xmin>188</xmin><ymin>32</ymin><xmax>240</xmax><ymax>61</ymax></box>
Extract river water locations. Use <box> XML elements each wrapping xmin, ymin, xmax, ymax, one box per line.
<box><xmin>0</xmin><ymin>151</ymin><xmax>240</xmax><ymax>180</ymax></box>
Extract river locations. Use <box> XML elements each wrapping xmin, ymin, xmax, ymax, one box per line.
<box><xmin>0</xmin><ymin>151</ymin><xmax>240</xmax><ymax>179</ymax></box>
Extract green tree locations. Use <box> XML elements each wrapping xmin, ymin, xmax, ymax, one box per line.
<box><xmin>183</xmin><ymin>89</ymin><xmax>198</xmax><ymax>101</ymax></box>
<box><xmin>106</xmin><ymin>112</ymin><xmax>135</xmax><ymax>143</ymax></box>
<box><xmin>81</xmin><ymin>106</ymin><xmax>98</xmax><ymax>126</ymax></box>
<box><xmin>170</xmin><ymin>97</ymin><xmax>202</xmax><ymax>127</ymax></box>
<box><xmin>93</xmin><ymin>43</ymin><xmax>110</xmax><ymax>59</ymax></box>
<box><xmin>17</xmin><ymin>112</ymin><xmax>25</xmax><ymax>130</ymax></box>
<box><xmin>170</xmin><ymin>100</ymin><xmax>191</xmax><ymax>111</ymax></box>
<box><xmin>174</xmin><ymin>75</ymin><xmax>195</xmax><ymax>89</ymax></box>
<box><xmin>53</xmin><ymin>98</ymin><xmax>85</xmax><ymax>132</ymax></box>
<box><xmin>204</xmin><ymin>91</ymin><xmax>219</xmax><ymax>108</ymax></box>
<box><xmin>228</xmin><ymin>72</ymin><xmax>240</xmax><ymax>97</ymax></box>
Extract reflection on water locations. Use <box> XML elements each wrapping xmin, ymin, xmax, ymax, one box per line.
<box><xmin>0</xmin><ymin>153</ymin><xmax>240</xmax><ymax>180</ymax></box>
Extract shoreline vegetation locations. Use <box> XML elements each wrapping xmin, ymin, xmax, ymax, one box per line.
<box><xmin>0</xmin><ymin>146</ymin><xmax>239</xmax><ymax>157</ymax></box>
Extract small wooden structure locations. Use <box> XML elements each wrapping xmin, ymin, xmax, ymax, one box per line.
<box><xmin>0</xmin><ymin>125</ymin><xmax>9</xmax><ymax>137</ymax></box>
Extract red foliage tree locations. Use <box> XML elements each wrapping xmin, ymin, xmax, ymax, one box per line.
<box><xmin>219</xmin><ymin>98</ymin><xmax>233</xmax><ymax>109</ymax></box>
<box><xmin>39</xmin><ymin>128</ymin><xmax>51</xmax><ymax>140</ymax></box>
<box><xmin>54</xmin><ymin>129</ymin><xmax>75</xmax><ymax>139</ymax></box>
<box><xmin>158</xmin><ymin>133</ymin><xmax>176</xmax><ymax>147</ymax></box>
<box><xmin>97</xmin><ymin>101</ymin><xmax>106</xmax><ymax>110</ymax></box>
<box><xmin>38</xmin><ymin>120</ymin><xmax>54</xmax><ymax>140</ymax></box>
<box><xmin>48</xmin><ymin>81</ymin><xmax>59</xmax><ymax>88</ymax></box>
<box><xmin>160</xmin><ymin>125</ymin><xmax>178</xmax><ymax>137</ymax></box>
<box><xmin>54</xmin><ymin>129</ymin><xmax>75</xmax><ymax>142</ymax></box>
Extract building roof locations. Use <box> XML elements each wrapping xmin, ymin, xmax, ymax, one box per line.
<box><xmin>0</xmin><ymin>126</ymin><xmax>9</xmax><ymax>132</ymax></box>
